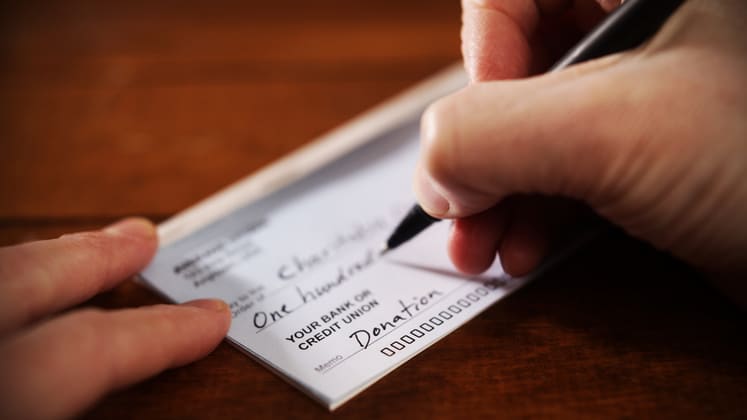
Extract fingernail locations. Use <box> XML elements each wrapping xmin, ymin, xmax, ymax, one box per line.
<box><xmin>415</xmin><ymin>172</ymin><xmax>450</xmax><ymax>216</ymax></box>
<box><xmin>104</xmin><ymin>218</ymin><xmax>156</xmax><ymax>238</ymax></box>
<box><xmin>183</xmin><ymin>299</ymin><xmax>229</xmax><ymax>313</ymax></box>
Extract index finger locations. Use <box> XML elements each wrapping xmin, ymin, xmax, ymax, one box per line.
<box><xmin>0</xmin><ymin>300</ymin><xmax>231</xmax><ymax>420</ymax></box>
<box><xmin>0</xmin><ymin>218</ymin><xmax>158</xmax><ymax>335</ymax></box>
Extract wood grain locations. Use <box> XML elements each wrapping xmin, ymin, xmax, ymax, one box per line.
<box><xmin>1</xmin><ymin>1</ymin><xmax>745</xmax><ymax>418</ymax></box>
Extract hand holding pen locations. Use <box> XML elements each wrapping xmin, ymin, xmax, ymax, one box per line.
<box><xmin>385</xmin><ymin>0</ymin><xmax>747</xmax><ymax>301</ymax></box>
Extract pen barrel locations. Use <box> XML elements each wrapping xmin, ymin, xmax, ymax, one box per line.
<box><xmin>551</xmin><ymin>0</ymin><xmax>686</xmax><ymax>71</ymax></box>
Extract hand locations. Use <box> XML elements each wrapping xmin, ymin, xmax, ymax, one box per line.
<box><xmin>415</xmin><ymin>1</ymin><xmax>746</xmax><ymax>287</ymax></box>
<box><xmin>0</xmin><ymin>219</ymin><xmax>231</xmax><ymax>419</ymax></box>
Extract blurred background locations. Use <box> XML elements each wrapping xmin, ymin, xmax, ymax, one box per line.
<box><xmin>0</xmin><ymin>0</ymin><xmax>460</xmax><ymax>245</ymax></box>
<box><xmin>2</xmin><ymin>2</ymin><xmax>745</xmax><ymax>418</ymax></box>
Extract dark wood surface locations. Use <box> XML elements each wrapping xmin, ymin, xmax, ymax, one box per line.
<box><xmin>1</xmin><ymin>1</ymin><xmax>745</xmax><ymax>418</ymax></box>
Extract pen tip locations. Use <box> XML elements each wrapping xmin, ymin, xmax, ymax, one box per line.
<box><xmin>378</xmin><ymin>244</ymin><xmax>390</xmax><ymax>257</ymax></box>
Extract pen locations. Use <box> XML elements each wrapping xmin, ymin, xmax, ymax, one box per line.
<box><xmin>380</xmin><ymin>0</ymin><xmax>686</xmax><ymax>255</ymax></box>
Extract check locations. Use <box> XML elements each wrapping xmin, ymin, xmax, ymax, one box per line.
<box><xmin>140</xmin><ymin>66</ymin><xmax>553</xmax><ymax>409</ymax></box>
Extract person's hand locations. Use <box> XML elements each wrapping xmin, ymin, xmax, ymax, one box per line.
<box><xmin>0</xmin><ymin>218</ymin><xmax>231</xmax><ymax>419</ymax></box>
<box><xmin>415</xmin><ymin>1</ymin><xmax>746</xmax><ymax>285</ymax></box>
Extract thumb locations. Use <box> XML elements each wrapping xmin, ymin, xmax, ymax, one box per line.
<box><xmin>415</xmin><ymin>61</ymin><xmax>631</xmax><ymax>219</ymax></box>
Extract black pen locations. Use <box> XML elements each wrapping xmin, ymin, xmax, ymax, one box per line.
<box><xmin>381</xmin><ymin>0</ymin><xmax>686</xmax><ymax>255</ymax></box>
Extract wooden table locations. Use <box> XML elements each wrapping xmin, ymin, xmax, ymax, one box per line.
<box><xmin>1</xmin><ymin>1</ymin><xmax>745</xmax><ymax>418</ymax></box>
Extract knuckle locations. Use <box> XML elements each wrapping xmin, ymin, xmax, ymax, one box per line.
<box><xmin>420</xmin><ymin>94</ymin><xmax>462</xmax><ymax>186</ymax></box>
<box><xmin>64</xmin><ymin>231</ymin><xmax>111</xmax><ymax>255</ymax></box>
<box><xmin>61</xmin><ymin>231</ymin><xmax>117</xmax><ymax>281</ymax></box>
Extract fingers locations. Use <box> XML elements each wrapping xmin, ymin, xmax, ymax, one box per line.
<box><xmin>446</xmin><ymin>199</ymin><xmax>549</xmax><ymax>276</ymax></box>
<box><xmin>0</xmin><ymin>299</ymin><xmax>231</xmax><ymax>420</ymax></box>
<box><xmin>447</xmin><ymin>196</ymin><xmax>587</xmax><ymax>277</ymax></box>
<box><xmin>447</xmin><ymin>205</ymin><xmax>509</xmax><ymax>274</ymax></box>
<box><xmin>0</xmin><ymin>218</ymin><xmax>158</xmax><ymax>335</ymax></box>
<box><xmin>497</xmin><ymin>200</ymin><xmax>552</xmax><ymax>276</ymax></box>
<box><xmin>497</xmin><ymin>197</ymin><xmax>588</xmax><ymax>276</ymax></box>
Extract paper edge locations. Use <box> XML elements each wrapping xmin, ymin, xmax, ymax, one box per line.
<box><xmin>157</xmin><ymin>62</ymin><xmax>467</xmax><ymax>246</ymax></box>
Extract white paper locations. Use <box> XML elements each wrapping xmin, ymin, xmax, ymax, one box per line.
<box><xmin>140</xmin><ymin>66</ymin><xmax>593</xmax><ymax>409</ymax></box>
